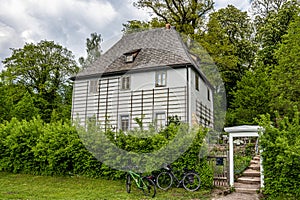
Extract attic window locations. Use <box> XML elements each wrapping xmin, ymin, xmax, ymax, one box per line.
<box><xmin>124</xmin><ymin>49</ymin><xmax>141</xmax><ymax>63</ymax></box>
<box><xmin>125</xmin><ymin>54</ymin><xmax>134</xmax><ymax>63</ymax></box>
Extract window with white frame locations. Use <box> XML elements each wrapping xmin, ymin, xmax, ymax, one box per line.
<box><xmin>195</xmin><ymin>73</ymin><xmax>199</xmax><ymax>91</ymax></box>
<box><xmin>155</xmin><ymin>71</ymin><xmax>166</xmax><ymax>87</ymax></box>
<box><xmin>207</xmin><ymin>87</ymin><xmax>211</xmax><ymax>101</ymax></box>
<box><xmin>125</xmin><ymin>54</ymin><xmax>134</xmax><ymax>63</ymax></box>
<box><xmin>121</xmin><ymin>76</ymin><xmax>130</xmax><ymax>90</ymax></box>
<box><xmin>120</xmin><ymin>115</ymin><xmax>129</xmax><ymax>131</ymax></box>
<box><xmin>155</xmin><ymin>112</ymin><xmax>166</xmax><ymax>131</ymax></box>
<box><xmin>89</xmin><ymin>79</ymin><xmax>99</xmax><ymax>94</ymax></box>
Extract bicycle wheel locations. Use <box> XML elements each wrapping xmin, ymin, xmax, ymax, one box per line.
<box><xmin>182</xmin><ymin>172</ymin><xmax>201</xmax><ymax>192</ymax></box>
<box><xmin>142</xmin><ymin>177</ymin><xmax>156</xmax><ymax>198</ymax></box>
<box><xmin>156</xmin><ymin>171</ymin><xmax>173</xmax><ymax>190</ymax></box>
<box><xmin>126</xmin><ymin>174</ymin><xmax>131</xmax><ymax>193</ymax></box>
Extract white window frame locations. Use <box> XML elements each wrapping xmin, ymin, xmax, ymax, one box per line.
<box><xmin>195</xmin><ymin>73</ymin><xmax>199</xmax><ymax>91</ymax></box>
<box><xmin>155</xmin><ymin>71</ymin><xmax>167</xmax><ymax>87</ymax></box>
<box><xmin>121</xmin><ymin>76</ymin><xmax>131</xmax><ymax>90</ymax></box>
<box><xmin>154</xmin><ymin>112</ymin><xmax>166</xmax><ymax>131</ymax></box>
<box><xmin>207</xmin><ymin>87</ymin><xmax>211</xmax><ymax>101</ymax></box>
<box><xmin>119</xmin><ymin>114</ymin><xmax>130</xmax><ymax>131</ymax></box>
<box><xmin>125</xmin><ymin>54</ymin><xmax>134</xmax><ymax>63</ymax></box>
<box><xmin>89</xmin><ymin>79</ymin><xmax>99</xmax><ymax>94</ymax></box>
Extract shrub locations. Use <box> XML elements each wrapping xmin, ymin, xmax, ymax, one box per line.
<box><xmin>0</xmin><ymin>117</ymin><xmax>213</xmax><ymax>189</ymax></box>
<box><xmin>259</xmin><ymin>108</ymin><xmax>300</xmax><ymax>199</ymax></box>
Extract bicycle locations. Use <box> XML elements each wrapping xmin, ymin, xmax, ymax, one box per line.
<box><xmin>126</xmin><ymin>170</ymin><xmax>156</xmax><ymax>198</ymax></box>
<box><xmin>156</xmin><ymin>164</ymin><xmax>201</xmax><ymax>192</ymax></box>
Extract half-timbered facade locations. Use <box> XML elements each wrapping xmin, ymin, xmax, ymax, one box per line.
<box><xmin>72</xmin><ymin>26</ymin><xmax>213</xmax><ymax>131</ymax></box>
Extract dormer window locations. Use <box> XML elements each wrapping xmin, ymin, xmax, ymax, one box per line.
<box><xmin>123</xmin><ymin>49</ymin><xmax>141</xmax><ymax>63</ymax></box>
<box><xmin>125</xmin><ymin>54</ymin><xmax>134</xmax><ymax>63</ymax></box>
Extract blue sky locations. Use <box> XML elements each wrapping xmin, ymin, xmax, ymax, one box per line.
<box><xmin>0</xmin><ymin>0</ymin><xmax>252</xmax><ymax>70</ymax></box>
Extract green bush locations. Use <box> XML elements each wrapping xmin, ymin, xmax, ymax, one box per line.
<box><xmin>0</xmin><ymin>117</ymin><xmax>213</xmax><ymax>189</ymax></box>
<box><xmin>0</xmin><ymin>117</ymin><xmax>102</xmax><ymax>177</ymax></box>
<box><xmin>259</xmin><ymin>108</ymin><xmax>300</xmax><ymax>199</ymax></box>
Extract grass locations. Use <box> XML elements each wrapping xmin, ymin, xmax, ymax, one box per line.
<box><xmin>0</xmin><ymin>172</ymin><xmax>211</xmax><ymax>200</ymax></box>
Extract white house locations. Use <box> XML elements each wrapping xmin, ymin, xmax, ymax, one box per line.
<box><xmin>71</xmin><ymin>26</ymin><xmax>214</xmax><ymax>131</ymax></box>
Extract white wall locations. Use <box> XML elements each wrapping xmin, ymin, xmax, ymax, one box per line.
<box><xmin>72</xmin><ymin>67</ymin><xmax>188</xmax><ymax>130</ymax></box>
<box><xmin>189</xmin><ymin>68</ymin><xmax>214</xmax><ymax>128</ymax></box>
<box><xmin>130</xmin><ymin>68</ymin><xmax>187</xmax><ymax>91</ymax></box>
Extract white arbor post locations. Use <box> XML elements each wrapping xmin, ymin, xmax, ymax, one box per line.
<box><xmin>224</xmin><ymin>125</ymin><xmax>264</xmax><ymax>187</ymax></box>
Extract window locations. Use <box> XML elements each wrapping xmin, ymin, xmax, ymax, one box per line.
<box><xmin>125</xmin><ymin>54</ymin><xmax>134</xmax><ymax>63</ymax></box>
<box><xmin>155</xmin><ymin>71</ymin><xmax>166</xmax><ymax>87</ymax></box>
<box><xmin>121</xmin><ymin>76</ymin><xmax>130</xmax><ymax>90</ymax></box>
<box><xmin>89</xmin><ymin>80</ymin><xmax>98</xmax><ymax>94</ymax></box>
<box><xmin>155</xmin><ymin>112</ymin><xmax>166</xmax><ymax>131</ymax></box>
<box><xmin>124</xmin><ymin>49</ymin><xmax>141</xmax><ymax>63</ymax></box>
<box><xmin>120</xmin><ymin>115</ymin><xmax>129</xmax><ymax>131</ymax></box>
<box><xmin>207</xmin><ymin>87</ymin><xmax>211</xmax><ymax>101</ymax></box>
<box><xmin>195</xmin><ymin>74</ymin><xmax>199</xmax><ymax>91</ymax></box>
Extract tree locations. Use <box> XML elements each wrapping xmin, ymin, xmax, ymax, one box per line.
<box><xmin>254</xmin><ymin>0</ymin><xmax>299</xmax><ymax>66</ymax></box>
<box><xmin>251</xmin><ymin>0</ymin><xmax>288</xmax><ymax>16</ymax></box>
<box><xmin>227</xmin><ymin>3</ymin><xmax>299</xmax><ymax>125</ymax></box>
<box><xmin>79</xmin><ymin>32</ymin><xmax>102</xmax><ymax>67</ymax></box>
<box><xmin>134</xmin><ymin>0</ymin><xmax>214</xmax><ymax>34</ymax></box>
<box><xmin>122</xmin><ymin>18</ymin><xmax>166</xmax><ymax>34</ymax></box>
<box><xmin>198</xmin><ymin>5</ymin><xmax>257</xmax><ymax>106</ymax></box>
<box><xmin>1</xmin><ymin>40</ymin><xmax>79</xmax><ymax>122</ymax></box>
<box><xmin>270</xmin><ymin>13</ymin><xmax>300</xmax><ymax>117</ymax></box>
<box><xmin>227</xmin><ymin>67</ymin><xmax>271</xmax><ymax>126</ymax></box>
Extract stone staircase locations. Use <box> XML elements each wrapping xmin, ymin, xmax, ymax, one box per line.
<box><xmin>234</xmin><ymin>155</ymin><xmax>261</xmax><ymax>194</ymax></box>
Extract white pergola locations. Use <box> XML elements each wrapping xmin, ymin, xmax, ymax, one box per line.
<box><xmin>224</xmin><ymin>125</ymin><xmax>264</xmax><ymax>187</ymax></box>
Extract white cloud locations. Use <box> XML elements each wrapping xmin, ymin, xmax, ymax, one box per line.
<box><xmin>0</xmin><ymin>0</ymin><xmax>252</xmax><ymax>72</ymax></box>
<box><xmin>215</xmin><ymin>0</ymin><xmax>252</xmax><ymax>11</ymax></box>
<box><xmin>0</xmin><ymin>0</ymin><xmax>120</xmax><ymax>70</ymax></box>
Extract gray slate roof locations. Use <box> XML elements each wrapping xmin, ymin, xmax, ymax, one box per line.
<box><xmin>76</xmin><ymin>27</ymin><xmax>200</xmax><ymax>78</ymax></box>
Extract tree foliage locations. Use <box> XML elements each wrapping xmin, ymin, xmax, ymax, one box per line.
<box><xmin>79</xmin><ymin>32</ymin><xmax>102</xmax><ymax>67</ymax></box>
<box><xmin>227</xmin><ymin>68</ymin><xmax>271</xmax><ymax>126</ymax></box>
<box><xmin>259</xmin><ymin>109</ymin><xmax>300</xmax><ymax>198</ymax></box>
<box><xmin>254</xmin><ymin>0</ymin><xmax>299</xmax><ymax>66</ymax></box>
<box><xmin>228</xmin><ymin>1</ymin><xmax>299</xmax><ymax>125</ymax></box>
<box><xmin>134</xmin><ymin>0</ymin><xmax>214</xmax><ymax>34</ymax></box>
<box><xmin>270</xmin><ymin>13</ymin><xmax>300</xmax><ymax>117</ymax></box>
<box><xmin>251</xmin><ymin>0</ymin><xmax>288</xmax><ymax>16</ymax></box>
<box><xmin>198</xmin><ymin>5</ymin><xmax>257</xmax><ymax>106</ymax></box>
<box><xmin>122</xmin><ymin>18</ymin><xmax>166</xmax><ymax>34</ymax></box>
<box><xmin>1</xmin><ymin>40</ymin><xmax>79</xmax><ymax>122</ymax></box>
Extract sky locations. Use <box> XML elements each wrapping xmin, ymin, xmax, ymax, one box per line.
<box><xmin>0</xmin><ymin>0</ymin><xmax>252</xmax><ymax>71</ymax></box>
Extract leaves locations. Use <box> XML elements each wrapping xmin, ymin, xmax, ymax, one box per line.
<box><xmin>259</xmin><ymin>110</ymin><xmax>300</xmax><ymax>198</ymax></box>
<box><xmin>134</xmin><ymin>0</ymin><xmax>214</xmax><ymax>34</ymax></box>
<box><xmin>1</xmin><ymin>40</ymin><xmax>79</xmax><ymax>122</ymax></box>
<box><xmin>79</xmin><ymin>32</ymin><xmax>102</xmax><ymax>68</ymax></box>
<box><xmin>270</xmin><ymin>13</ymin><xmax>300</xmax><ymax>116</ymax></box>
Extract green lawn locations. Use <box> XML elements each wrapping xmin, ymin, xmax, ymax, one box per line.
<box><xmin>0</xmin><ymin>172</ymin><xmax>211</xmax><ymax>200</ymax></box>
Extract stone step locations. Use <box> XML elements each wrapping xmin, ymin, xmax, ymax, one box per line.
<box><xmin>243</xmin><ymin>169</ymin><xmax>260</xmax><ymax>177</ymax></box>
<box><xmin>234</xmin><ymin>182</ymin><xmax>260</xmax><ymax>194</ymax></box>
<box><xmin>237</xmin><ymin>176</ymin><xmax>260</xmax><ymax>184</ymax></box>
<box><xmin>253</xmin><ymin>155</ymin><xmax>260</xmax><ymax>161</ymax></box>
<box><xmin>250</xmin><ymin>160</ymin><xmax>259</xmax><ymax>165</ymax></box>
<box><xmin>249</xmin><ymin>164</ymin><xmax>260</xmax><ymax>170</ymax></box>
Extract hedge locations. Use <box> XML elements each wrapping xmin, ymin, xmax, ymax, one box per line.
<box><xmin>0</xmin><ymin>117</ymin><xmax>213</xmax><ymax>188</ymax></box>
<box><xmin>259</xmin><ymin>108</ymin><xmax>300</xmax><ymax>199</ymax></box>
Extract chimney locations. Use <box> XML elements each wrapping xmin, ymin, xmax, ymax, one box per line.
<box><xmin>165</xmin><ymin>23</ymin><xmax>171</xmax><ymax>29</ymax></box>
